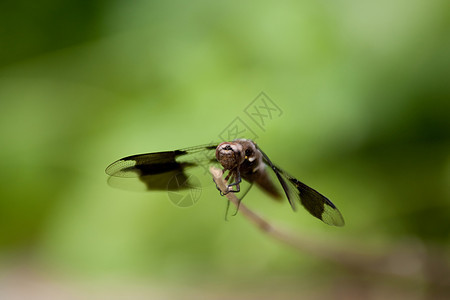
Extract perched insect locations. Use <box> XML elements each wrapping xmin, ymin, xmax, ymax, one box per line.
<box><xmin>105</xmin><ymin>139</ymin><xmax>344</xmax><ymax>226</ymax></box>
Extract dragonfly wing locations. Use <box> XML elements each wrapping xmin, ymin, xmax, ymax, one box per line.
<box><xmin>257</xmin><ymin>145</ymin><xmax>345</xmax><ymax>226</ymax></box>
<box><xmin>105</xmin><ymin>144</ymin><xmax>218</xmax><ymax>191</ymax></box>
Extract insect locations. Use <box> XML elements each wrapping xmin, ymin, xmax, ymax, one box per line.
<box><xmin>105</xmin><ymin>139</ymin><xmax>344</xmax><ymax>226</ymax></box>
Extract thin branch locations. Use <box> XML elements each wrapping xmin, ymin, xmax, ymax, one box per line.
<box><xmin>210</xmin><ymin>166</ymin><xmax>450</xmax><ymax>288</ymax></box>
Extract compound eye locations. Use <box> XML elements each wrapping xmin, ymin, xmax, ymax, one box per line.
<box><xmin>245</xmin><ymin>149</ymin><xmax>252</xmax><ymax>157</ymax></box>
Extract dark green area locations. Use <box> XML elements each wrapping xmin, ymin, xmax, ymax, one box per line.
<box><xmin>0</xmin><ymin>0</ymin><xmax>448</xmax><ymax>297</ymax></box>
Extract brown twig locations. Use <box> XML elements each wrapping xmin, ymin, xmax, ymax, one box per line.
<box><xmin>210</xmin><ymin>166</ymin><xmax>450</xmax><ymax>288</ymax></box>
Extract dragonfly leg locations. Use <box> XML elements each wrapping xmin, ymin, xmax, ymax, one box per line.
<box><xmin>215</xmin><ymin>169</ymin><xmax>242</xmax><ymax>195</ymax></box>
<box><xmin>224</xmin><ymin>170</ymin><xmax>241</xmax><ymax>194</ymax></box>
<box><xmin>232</xmin><ymin>183</ymin><xmax>253</xmax><ymax>216</ymax></box>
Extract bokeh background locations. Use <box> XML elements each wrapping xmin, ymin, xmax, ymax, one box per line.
<box><xmin>1</xmin><ymin>0</ymin><xmax>449</xmax><ymax>299</ymax></box>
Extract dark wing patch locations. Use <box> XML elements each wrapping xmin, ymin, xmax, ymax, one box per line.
<box><xmin>105</xmin><ymin>150</ymin><xmax>188</xmax><ymax>178</ymax></box>
<box><xmin>257</xmin><ymin>146</ymin><xmax>344</xmax><ymax>226</ymax></box>
<box><xmin>105</xmin><ymin>144</ymin><xmax>218</xmax><ymax>191</ymax></box>
<box><xmin>107</xmin><ymin>169</ymin><xmax>193</xmax><ymax>191</ymax></box>
<box><xmin>279</xmin><ymin>170</ymin><xmax>345</xmax><ymax>226</ymax></box>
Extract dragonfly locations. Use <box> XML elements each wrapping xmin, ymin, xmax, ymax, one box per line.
<box><xmin>105</xmin><ymin>139</ymin><xmax>345</xmax><ymax>226</ymax></box>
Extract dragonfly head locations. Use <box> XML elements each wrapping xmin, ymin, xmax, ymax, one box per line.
<box><xmin>215</xmin><ymin>142</ymin><xmax>244</xmax><ymax>170</ymax></box>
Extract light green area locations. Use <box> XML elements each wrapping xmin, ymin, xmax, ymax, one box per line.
<box><xmin>0</xmin><ymin>0</ymin><xmax>449</xmax><ymax>295</ymax></box>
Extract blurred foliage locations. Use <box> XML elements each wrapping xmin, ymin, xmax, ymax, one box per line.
<box><xmin>0</xmin><ymin>0</ymin><xmax>449</xmax><ymax>298</ymax></box>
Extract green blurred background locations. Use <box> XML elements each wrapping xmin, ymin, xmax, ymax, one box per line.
<box><xmin>1</xmin><ymin>0</ymin><xmax>449</xmax><ymax>298</ymax></box>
